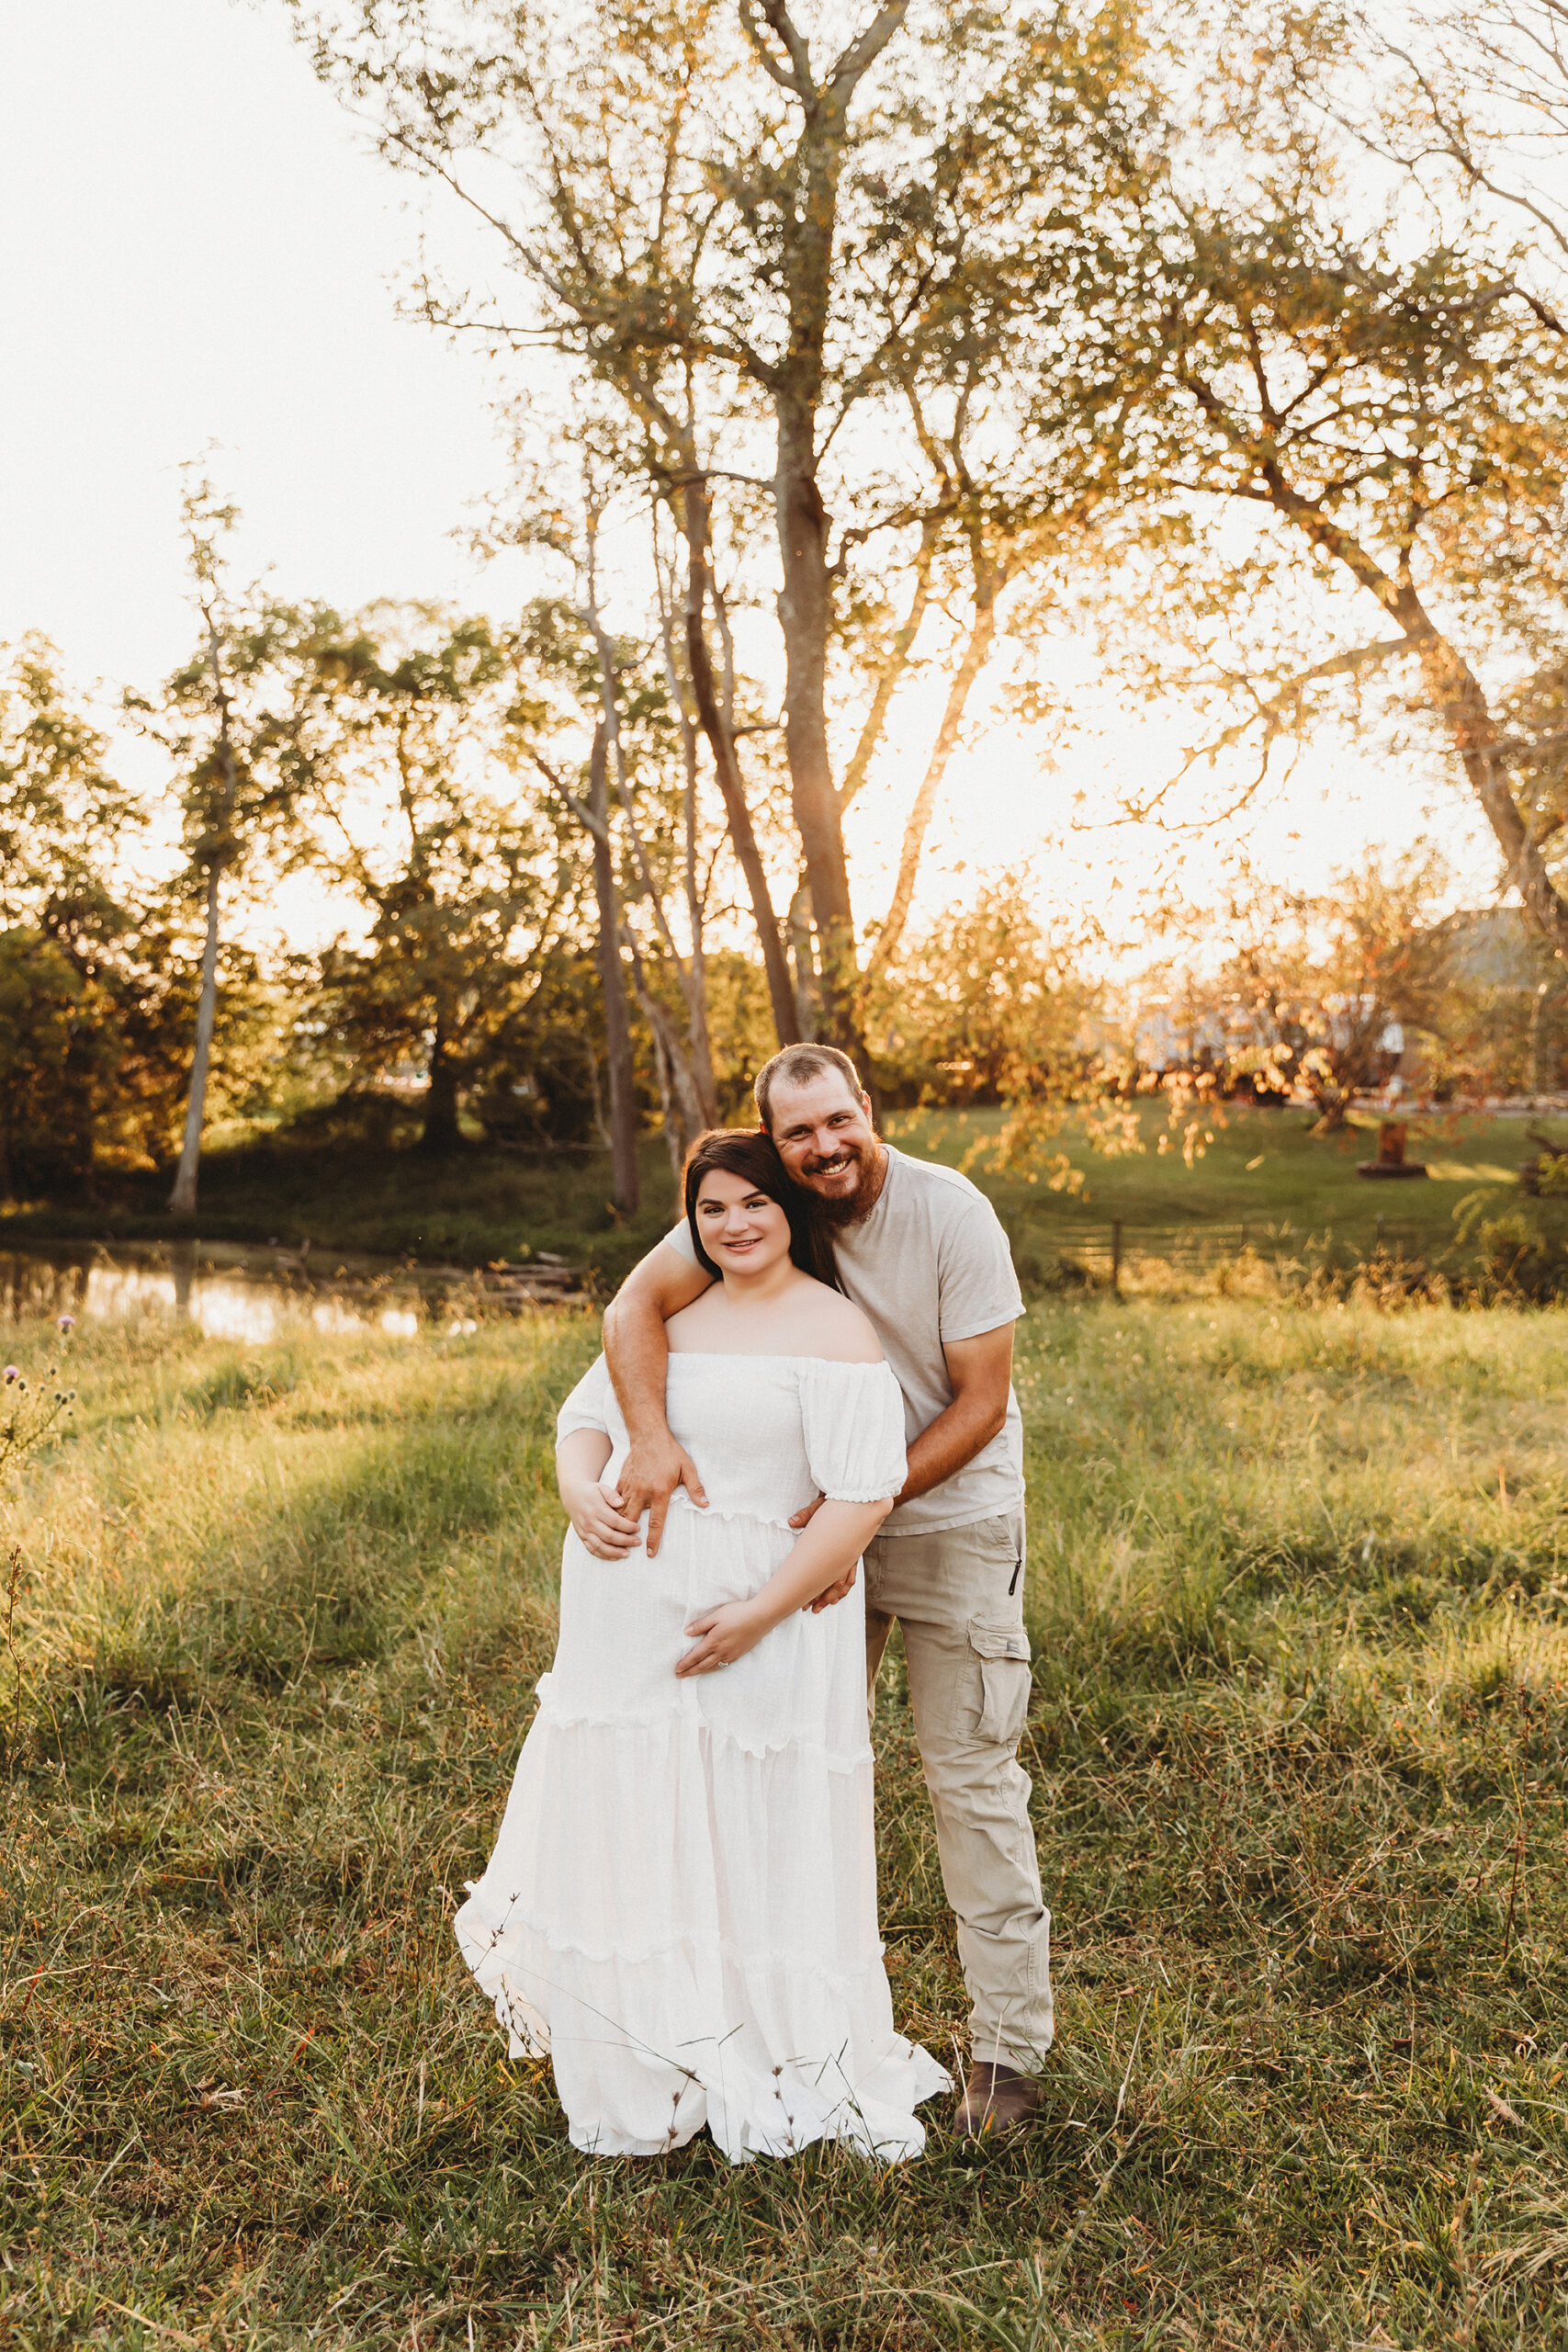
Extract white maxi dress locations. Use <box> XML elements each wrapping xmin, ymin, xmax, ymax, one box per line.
<box><xmin>455</xmin><ymin>1350</ymin><xmax>950</xmax><ymax>2162</ymax></box>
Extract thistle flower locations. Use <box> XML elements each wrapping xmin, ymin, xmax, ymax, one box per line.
<box><xmin>57</xmin><ymin>1315</ymin><xmax>75</xmax><ymax>1333</ymax></box>
<box><xmin>2</xmin><ymin>1369</ymin><xmax>15</xmax><ymax>1385</ymax></box>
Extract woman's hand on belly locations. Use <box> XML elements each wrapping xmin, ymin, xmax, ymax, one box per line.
<box><xmin>675</xmin><ymin>1598</ymin><xmax>768</xmax><ymax>1678</ymax></box>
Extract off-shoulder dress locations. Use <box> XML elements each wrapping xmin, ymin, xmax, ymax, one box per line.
<box><xmin>454</xmin><ymin>1350</ymin><xmax>950</xmax><ymax>2163</ymax></box>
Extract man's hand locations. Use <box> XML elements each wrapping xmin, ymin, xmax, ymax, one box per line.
<box><xmin>568</xmin><ymin>1480</ymin><xmax>642</xmax><ymax>1561</ymax></box>
<box><xmin>601</xmin><ymin>1243</ymin><xmax>714</xmax><ymax>1557</ymax></box>
<box><xmin>787</xmin><ymin>1494</ymin><xmax>858</xmax><ymax>1611</ymax></box>
<box><xmin>807</xmin><ymin>1562</ymin><xmax>857</xmax><ymax>1613</ymax></box>
<box><xmin>616</xmin><ymin>1432</ymin><xmax>708</xmax><ymax>1559</ymax></box>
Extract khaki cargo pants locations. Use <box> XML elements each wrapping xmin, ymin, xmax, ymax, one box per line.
<box><xmin>863</xmin><ymin>1509</ymin><xmax>1054</xmax><ymax>2075</ymax></box>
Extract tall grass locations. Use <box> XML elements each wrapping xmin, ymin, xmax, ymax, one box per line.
<box><xmin>4</xmin><ymin>1298</ymin><xmax>1567</xmax><ymax>2347</ymax></box>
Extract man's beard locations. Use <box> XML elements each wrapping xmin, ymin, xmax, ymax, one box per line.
<box><xmin>801</xmin><ymin>1144</ymin><xmax>879</xmax><ymax>1226</ymax></box>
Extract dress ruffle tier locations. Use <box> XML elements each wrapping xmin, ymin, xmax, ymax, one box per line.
<box><xmin>454</xmin><ymin>1352</ymin><xmax>949</xmax><ymax>2163</ymax></box>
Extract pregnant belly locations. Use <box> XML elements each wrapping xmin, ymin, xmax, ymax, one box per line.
<box><xmin>543</xmin><ymin>1513</ymin><xmax>867</xmax><ymax>1759</ymax></box>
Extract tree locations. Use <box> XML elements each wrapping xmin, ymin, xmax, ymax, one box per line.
<box><xmin>130</xmin><ymin>473</ymin><xmax>326</xmax><ymax>1214</ymax></box>
<box><xmin>509</xmin><ymin>537</ymin><xmax>723</xmax><ymax>1180</ymax></box>
<box><xmin>0</xmin><ymin>639</ymin><xmax>146</xmax><ymax>1197</ymax></box>
<box><xmin>866</xmin><ymin>870</ymin><xmax>1097</xmax><ymax>1106</ymax></box>
<box><xmin>288</xmin><ymin>0</ymin><xmax>1148</xmax><ymax>1039</ymax></box>
<box><xmin>298</xmin><ymin>605</ymin><xmax>579</xmax><ymax>1152</ymax></box>
<box><xmin>1329</xmin><ymin>0</ymin><xmax>1568</xmax><ymax>292</ymax></box>
<box><xmin>1088</xmin><ymin>10</ymin><xmax>1568</xmax><ymax>958</ymax></box>
<box><xmin>1216</xmin><ymin>850</ymin><xmax>1454</xmax><ymax>1126</ymax></box>
<box><xmin>587</xmin><ymin>719</ymin><xmax>641</xmax><ymax>1211</ymax></box>
<box><xmin>0</xmin><ymin>931</ymin><xmax>82</xmax><ymax>1202</ymax></box>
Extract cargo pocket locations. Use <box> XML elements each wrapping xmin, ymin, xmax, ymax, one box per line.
<box><xmin>967</xmin><ymin>1618</ymin><xmax>1032</xmax><ymax>1746</ymax></box>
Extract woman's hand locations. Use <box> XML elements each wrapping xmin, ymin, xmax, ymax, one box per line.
<box><xmin>566</xmin><ymin>1478</ymin><xmax>641</xmax><ymax>1561</ymax></box>
<box><xmin>676</xmin><ymin>1598</ymin><xmax>768</xmax><ymax>1677</ymax></box>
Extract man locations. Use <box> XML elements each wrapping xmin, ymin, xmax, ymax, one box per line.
<box><xmin>598</xmin><ymin>1042</ymin><xmax>1052</xmax><ymax>2134</ymax></box>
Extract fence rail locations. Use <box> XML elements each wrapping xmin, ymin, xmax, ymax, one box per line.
<box><xmin>1048</xmin><ymin>1216</ymin><xmax>1438</xmax><ymax>1288</ymax></box>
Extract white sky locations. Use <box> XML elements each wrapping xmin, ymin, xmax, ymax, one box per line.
<box><xmin>1</xmin><ymin>0</ymin><xmax>1495</xmax><ymax>967</ymax></box>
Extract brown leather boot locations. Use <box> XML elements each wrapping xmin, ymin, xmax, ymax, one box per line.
<box><xmin>953</xmin><ymin>2060</ymin><xmax>1043</xmax><ymax>2136</ymax></box>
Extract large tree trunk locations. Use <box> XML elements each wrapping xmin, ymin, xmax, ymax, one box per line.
<box><xmin>680</xmin><ymin>481</ymin><xmax>799</xmax><ymax>1046</ymax></box>
<box><xmin>787</xmin><ymin>879</ymin><xmax>820</xmax><ymax>1040</ymax></box>
<box><xmin>419</xmin><ymin>1014</ymin><xmax>463</xmax><ymax>1154</ymax></box>
<box><xmin>658</xmin><ymin>581</ymin><xmax>723</xmax><ymax>1123</ymax></box>
<box><xmin>774</xmin><ymin>411</ymin><xmax>858</xmax><ymax>1041</ymax></box>
<box><xmin>756</xmin><ymin>3</ymin><xmax>911</xmax><ymax>1046</ymax></box>
<box><xmin>1418</xmin><ymin>630</ymin><xmax>1568</xmax><ymax>961</ymax></box>
<box><xmin>589</xmin><ymin>725</ymin><xmax>640</xmax><ymax>1214</ymax></box>
<box><xmin>168</xmin><ymin>862</ymin><xmax>220</xmax><ymax>1216</ymax></box>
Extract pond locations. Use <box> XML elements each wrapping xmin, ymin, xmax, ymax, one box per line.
<box><xmin>0</xmin><ymin>1240</ymin><xmax>577</xmax><ymax>1344</ymax></box>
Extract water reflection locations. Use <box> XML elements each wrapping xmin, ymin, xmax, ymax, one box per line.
<box><xmin>0</xmin><ymin>1241</ymin><xmax>493</xmax><ymax>1342</ymax></box>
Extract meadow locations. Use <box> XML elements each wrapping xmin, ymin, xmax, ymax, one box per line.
<box><xmin>4</xmin><ymin>1278</ymin><xmax>1568</xmax><ymax>2350</ymax></box>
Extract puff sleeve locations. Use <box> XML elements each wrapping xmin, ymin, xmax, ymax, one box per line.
<box><xmin>555</xmin><ymin>1354</ymin><xmax>614</xmax><ymax>1444</ymax></box>
<box><xmin>798</xmin><ymin>1359</ymin><xmax>908</xmax><ymax>1504</ymax></box>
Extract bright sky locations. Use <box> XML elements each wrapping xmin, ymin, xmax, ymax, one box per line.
<box><xmin>1</xmin><ymin>0</ymin><xmax>1494</xmax><ymax>965</ymax></box>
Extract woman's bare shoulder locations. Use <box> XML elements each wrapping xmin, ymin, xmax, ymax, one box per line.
<box><xmin>665</xmin><ymin>1294</ymin><xmax>719</xmax><ymax>1347</ymax></box>
<box><xmin>796</xmin><ymin>1285</ymin><xmax>884</xmax><ymax>1365</ymax></box>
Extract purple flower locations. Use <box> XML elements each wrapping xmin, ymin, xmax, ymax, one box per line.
<box><xmin>2</xmin><ymin>1367</ymin><xmax>15</xmax><ymax>1384</ymax></box>
<box><xmin>57</xmin><ymin>1314</ymin><xmax>75</xmax><ymax>1332</ymax></box>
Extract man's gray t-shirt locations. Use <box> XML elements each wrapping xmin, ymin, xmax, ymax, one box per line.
<box><xmin>663</xmin><ymin>1144</ymin><xmax>1025</xmax><ymax>1534</ymax></box>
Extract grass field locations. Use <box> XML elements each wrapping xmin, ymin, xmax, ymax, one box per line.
<box><xmin>6</xmin><ymin>1292</ymin><xmax>1568</xmax><ymax>2348</ymax></box>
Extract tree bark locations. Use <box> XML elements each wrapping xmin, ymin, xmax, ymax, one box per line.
<box><xmin>169</xmin><ymin>595</ymin><xmax>239</xmax><ymax>1218</ymax></box>
<box><xmin>774</xmin><ymin>411</ymin><xmax>858</xmax><ymax>1037</ymax></box>
<box><xmin>787</xmin><ymin>879</ymin><xmax>820</xmax><ymax>1040</ymax></box>
<box><xmin>168</xmin><ymin>861</ymin><xmax>220</xmax><ymax>1216</ymax></box>
<box><xmin>1417</xmin><ymin>632</ymin><xmax>1568</xmax><ymax>961</ymax></box>
<box><xmin>589</xmin><ymin>724</ymin><xmax>640</xmax><ymax>1214</ymax></box>
<box><xmin>751</xmin><ymin>1</ymin><xmax>910</xmax><ymax>1047</ymax></box>
<box><xmin>679</xmin><ymin>481</ymin><xmax>799</xmax><ymax>1046</ymax></box>
<box><xmin>419</xmin><ymin>1013</ymin><xmax>463</xmax><ymax>1154</ymax></box>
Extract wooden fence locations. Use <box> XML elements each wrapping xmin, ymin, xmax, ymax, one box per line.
<box><xmin>1050</xmin><ymin>1216</ymin><xmax>1437</xmax><ymax>1290</ymax></box>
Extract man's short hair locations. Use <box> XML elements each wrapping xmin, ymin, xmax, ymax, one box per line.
<box><xmin>753</xmin><ymin>1043</ymin><xmax>866</xmax><ymax>1132</ymax></box>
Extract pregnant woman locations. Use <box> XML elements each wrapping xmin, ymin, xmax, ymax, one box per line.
<box><xmin>456</xmin><ymin>1128</ymin><xmax>948</xmax><ymax>2162</ymax></box>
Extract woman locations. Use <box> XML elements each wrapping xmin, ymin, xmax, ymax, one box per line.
<box><xmin>456</xmin><ymin>1129</ymin><xmax>948</xmax><ymax>2162</ymax></box>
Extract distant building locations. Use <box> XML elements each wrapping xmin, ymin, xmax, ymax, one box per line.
<box><xmin>1441</xmin><ymin>907</ymin><xmax>1552</xmax><ymax>993</ymax></box>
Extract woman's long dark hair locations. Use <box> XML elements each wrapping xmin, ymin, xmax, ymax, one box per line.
<box><xmin>682</xmin><ymin>1128</ymin><xmax>840</xmax><ymax>1290</ymax></box>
